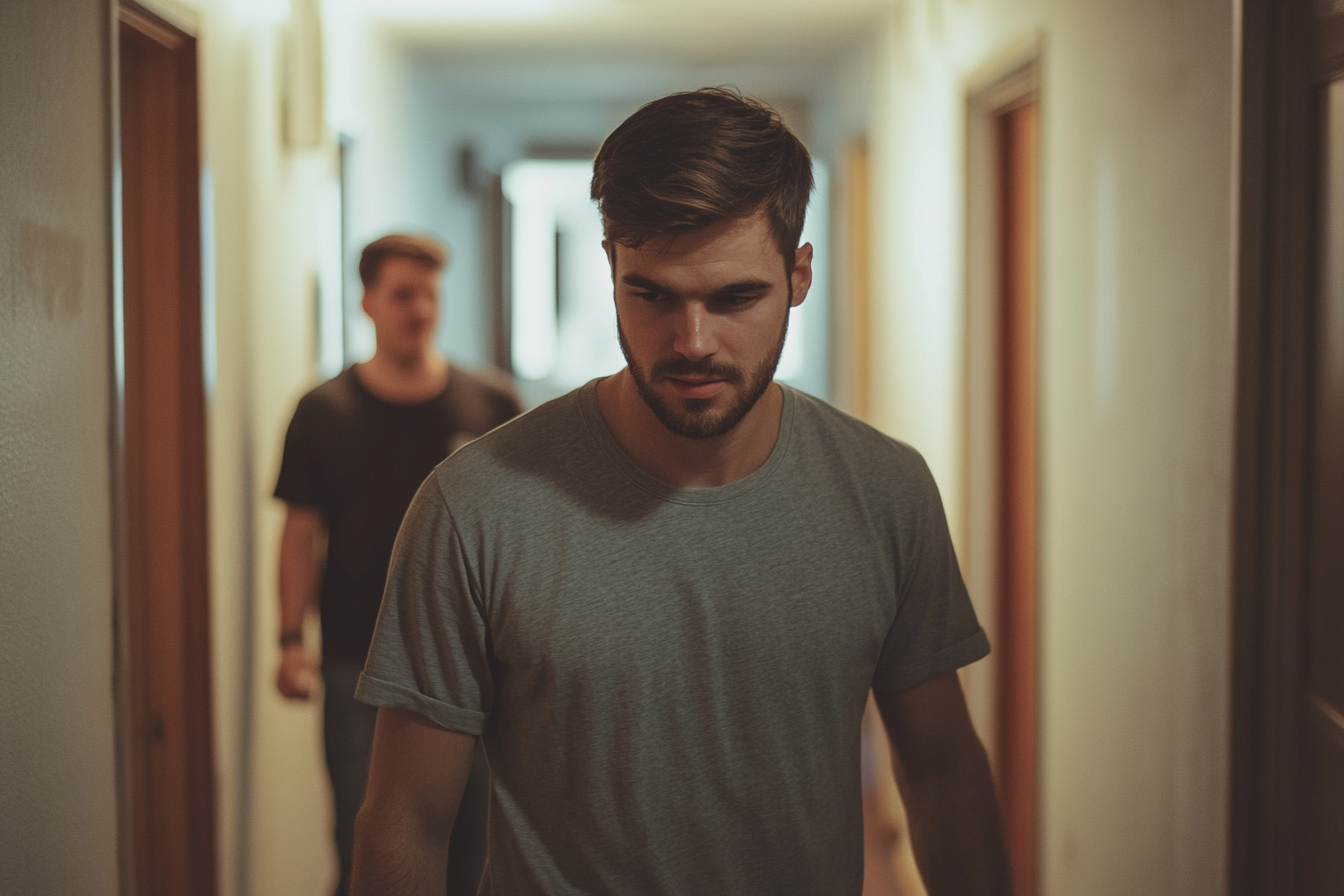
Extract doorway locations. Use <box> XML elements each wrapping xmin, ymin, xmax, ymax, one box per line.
<box><xmin>116</xmin><ymin>3</ymin><xmax>217</xmax><ymax>893</ymax></box>
<box><xmin>965</xmin><ymin>58</ymin><xmax>1040</xmax><ymax>896</ymax></box>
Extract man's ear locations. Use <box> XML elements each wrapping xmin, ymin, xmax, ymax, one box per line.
<box><xmin>789</xmin><ymin>242</ymin><xmax>814</xmax><ymax>308</ymax></box>
<box><xmin>359</xmin><ymin>288</ymin><xmax>372</xmax><ymax>317</ymax></box>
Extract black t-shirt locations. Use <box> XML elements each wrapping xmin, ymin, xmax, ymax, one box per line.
<box><xmin>274</xmin><ymin>365</ymin><xmax>522</xmax><ymax>663</ymax></box>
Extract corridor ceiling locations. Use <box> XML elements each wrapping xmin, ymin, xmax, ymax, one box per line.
<box><xmin>359</xmin><ymin>0</ymin><xmax>891</xmax><ymax>63</ymax></box>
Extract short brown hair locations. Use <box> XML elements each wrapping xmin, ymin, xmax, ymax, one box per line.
<box><xmin>590</xmin><ymin>88</ymin><xmax>813</xmax><ymax>262</ymax></box>
<box><xmin>358</xmin><ymin>234</ymin><xmax>449</xmax><ymax>287</ymax></box>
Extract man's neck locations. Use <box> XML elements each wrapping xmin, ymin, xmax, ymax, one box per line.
<box><xmin>595</xmin><ymin>370</ymin><xmax>783</xmax><ymax>488</ymax></box>
<box><xmin>355</xmin><ymin>351</ymin><xmax>450</xmax><ymax>404</ymax></box>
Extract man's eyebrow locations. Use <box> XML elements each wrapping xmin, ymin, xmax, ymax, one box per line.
<box><xmin>711</xmin><ymin>279</ymin><xmax>773</xmax><ymax>295</ymax></box>
<box><xmin>619</xmin><ymin>273</ymin><xmax>773</xmax><ymax>295</ymax></box>
<box><xmin>620</xmin><ymin>273</ymin><xmax>669</xmax><ymax>292</ymax></box>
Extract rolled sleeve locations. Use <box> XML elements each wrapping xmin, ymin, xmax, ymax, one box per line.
<box><xmin>357</xmin><ymin>473</ymin><xmax>494</xmax><ymax>734</ymax></box>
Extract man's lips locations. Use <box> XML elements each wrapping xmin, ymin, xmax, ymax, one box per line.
<box><xmin>665</xmin><ymin>376</ymin><xmax>728</xmax><ymax>400</ymax></box>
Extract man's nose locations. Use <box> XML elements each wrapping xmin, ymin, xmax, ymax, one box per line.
<box><xmin>412</xmin><ymin>292</ymin><xmax>436</xmax><ymax>318</ymax></box>
<box><xmin>671</xmin><ymin>301</ymin><xmax>716</xmax><ymax>360</ymax></box>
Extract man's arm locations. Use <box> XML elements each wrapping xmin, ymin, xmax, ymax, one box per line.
<box><xmin>275</xmin><ymin>504</ymin><xmax>325</xmax><ymax>699</ymax></box>
<box><xmin>872</xmin><ymin>671</ymin><xmax>1012</xmax><ymax>896</ymax></box>
<box><xmin>352</xmin><ymin>707</ymin><xmax>477</xmax><ymax>896</ymax></box>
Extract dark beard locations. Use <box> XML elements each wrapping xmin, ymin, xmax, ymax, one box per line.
<box><xmin>616</xmin><ymin>313</ymin><xmax>789</xmax><ymax>439</ymax></box>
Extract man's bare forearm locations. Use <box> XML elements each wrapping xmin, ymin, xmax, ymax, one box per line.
<box><xmin>277</xmin><ymin>506</ymin><xmax>325</xmax><ymax>633</ymax></box>
<box><xmin>352</xmin><ymin>709</ymin><xmax>476</xmax><ymax>896</ymax></box>
<box><xmin>874</xmin><ymin>674</ymin><xmax>1012</xmax><ymax>896</ymax></box>
<box><xmin>897</xmin><ymin>740</ymin><xmax>1012</xmax><ymax>896</ymax></box>
<box><xmin>350</xmin><ymin>800</ymin><xmax>452</xmax><ymax>896</ymax></box>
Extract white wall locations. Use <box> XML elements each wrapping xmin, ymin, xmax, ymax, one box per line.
<box><xmin>0</xmin><ymin>1</ymin><xmax>122</xmax><ymax>894</ymax></box>
<box><xmin>184</xmin><ymin>1</ymin><xmax>341</xmax><ymax>893</ymax></box>
<box><xmin>865</xmin><ymin>0</ymin><xmax>1234</xmax><ymax>893</ymax></box>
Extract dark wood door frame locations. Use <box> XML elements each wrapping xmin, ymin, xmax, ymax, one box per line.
<box><xmin>994</xmin><ymin>95</ymin><xmax>1039</xmax><ymax>896</ymax></box>
<box><xmin>965</xmin><ymin>56</ymin><xmax>1040</xmax><ymax>896</ymax></box>
<box><xmin>113</xmin><ymin>2</ymin><xmax>217</xmax><ymax>894</ymax></box>
<box><xmin>1229</xmin><ymin>0</ymin><xmax>1344</xmax><ymax>892</ymax></box>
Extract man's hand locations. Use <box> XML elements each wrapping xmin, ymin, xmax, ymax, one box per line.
<box><xmin>276</xmin><ymin>642</ymin><xmax>318</xmax><ymax>699</ymax></box>
<box><xmin>874</xmin><ymin>671</ymin><xmax>1012</xmax><ymax>896</ymax></box>
<box><xmin>276</xmin><ymin>504</ymin><xmax>326</xmax><ymax>700</ymax></box>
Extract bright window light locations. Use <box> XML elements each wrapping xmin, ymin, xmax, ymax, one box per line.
<box><xmin>503</xmin><ymin>160</ymin><xmax>620</xmax><ymax>385</ymax></box>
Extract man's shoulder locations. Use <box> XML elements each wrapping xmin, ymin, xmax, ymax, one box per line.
<box><xmin>442</xmin><ymin>364</ymin><xmax>525</xmax><ymax>429</ymax></box>
<box><xmin>434</xmin><ymin>385</ymin><xmax>589</xmax><ymax>483</ymax></box>
<box><xmin>783</xmin><ymin>386</ymin><xmax>937</xmax><ymax>503</ymax></box>
<box><xmin>290</xmin><ymin>368</ymin><xmax>361</xmax><ymax>422</ymax></box>
<box><xmin>786</xmin><ymin>387</ymin><xmax>922</xmax><ymax>463</ymax></box>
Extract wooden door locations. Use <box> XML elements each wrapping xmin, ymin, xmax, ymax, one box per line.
<box><xmin>1230</xmin><ymin>2</ymin><xmax>1344</xmax><ymax>891</ymax></box>
<box><xmin>118</xmin><ymin>4</ymin><xmax>217</xmax><ymax>894</ymax></box>
<box><xmin>1299</xmin><ymin>67</ymin><xmax>1344</xmax><ymax>896</ymax></box>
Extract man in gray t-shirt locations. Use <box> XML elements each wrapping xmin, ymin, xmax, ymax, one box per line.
<box><xmin>352</xmin><ymin>88</ymin><xmax>1011</xmax><ymax>896</ymax></box>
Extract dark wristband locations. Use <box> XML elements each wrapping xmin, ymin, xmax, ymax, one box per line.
<box><xmin>279</xmin><ymin>629</ymin><xmax>303</xmax><ymax>648</ymax></box>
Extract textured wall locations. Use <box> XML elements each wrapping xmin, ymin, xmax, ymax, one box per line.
<box><xmin>0</xmin><ymin>1</ymin><xmax>122</xmax><ymax>894</ymax></box>
<box><xmin>1034</xmin><ymin>3</ymin><xmax>1233</xmax><ymax>892</ymax></box>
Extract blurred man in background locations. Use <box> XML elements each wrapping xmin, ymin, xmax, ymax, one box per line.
<box><xmin>274</xmin><ymin>233</ymin><xmax>522</xmax><ymax>896</ymax></box>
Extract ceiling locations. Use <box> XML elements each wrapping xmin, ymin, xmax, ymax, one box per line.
<box><xmin>359</xmin><ymin>0</ymin><xmax>891</xmax><ymax>63</ymax></box>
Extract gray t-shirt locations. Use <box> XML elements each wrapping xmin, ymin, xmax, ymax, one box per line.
<box><xmin>357</xmin><ymin>380</ymin><xmax>988</xmax><ymax>895</ymax></box>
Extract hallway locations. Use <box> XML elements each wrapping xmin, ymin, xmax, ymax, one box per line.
<box><xmin>206</xmin><ymin>3</ymin><xmax>1238</xmax><ymax>892</ymax></box>
<box><xmin>1</xmin><ymin>0</ymin><xmax>1308</xmax><ymax>894</ymax></box>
